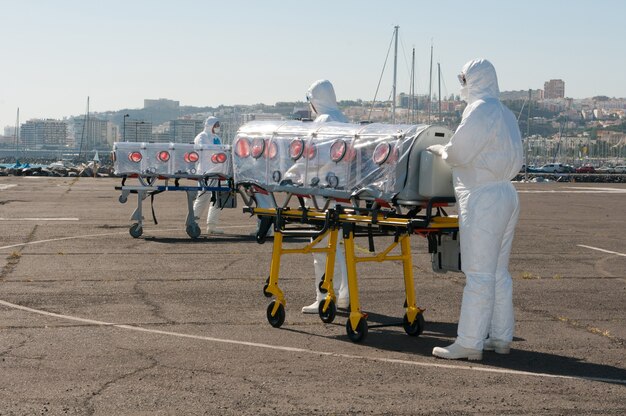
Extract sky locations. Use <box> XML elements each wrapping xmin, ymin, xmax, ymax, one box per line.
<box><xmin>1</xmin><ymin>0</ymin><xmax>625</xmax><ymax>130</ymax></box>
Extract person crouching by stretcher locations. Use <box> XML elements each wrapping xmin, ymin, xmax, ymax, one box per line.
<box><xmin>193</xmin><ymin>116</ymin><xmax>224</xmax><ymax>235</ymax></box>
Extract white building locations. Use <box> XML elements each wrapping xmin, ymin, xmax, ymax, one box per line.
<box><xmin>20</xmin><ymin>119</ymin><xmax>68</xmax><ymax>149</ymax></box>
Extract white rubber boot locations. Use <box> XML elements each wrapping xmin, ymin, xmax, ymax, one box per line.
<box><xmin>206</xmin><ymin>203</ymin><xmax>224</xmax><ymax>234</ymax></box>
<box><xmin>432</xmin><ymin>342</ymin><xmax>483</xmax><ymax>361</ymax></box>
<box><xmin>483</xmin><ymin>338</ymin><xmax>511</xmax><ymax>354</ymax></box>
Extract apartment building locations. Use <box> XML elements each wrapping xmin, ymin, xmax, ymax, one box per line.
<box><xmin>20</xmin><ymin>119</ymin><xmax>68</xmax><ymax>149</ymax></box>
<box><xmin>544</xmin><ymin>79</ymin><xmax>565</xmax><ymax>99</ymax></box>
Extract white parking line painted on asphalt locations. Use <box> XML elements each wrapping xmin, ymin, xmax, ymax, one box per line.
<box><xmin>1</xmin><ymin>299</ymin><xmax>624</xmax><ymax>385</ymax></box>
<box><xmin>578</xmin><ymin>244</ymin><xmax>626</xmax><ymax>257</ymax></box>
<box><xmin>518</xmin><ymin>188</ymin><xmax>626</xmax><ymax>194</ymax></box>
<box><xmin>0</xmin><ymin>225</ymin><xmax>258</xmax><ymax>251</ymax></box>
<box><xmin>0</xmin><ymin>184</ymin><xmax>17</xmax><ymax>190</ymax></box>
<box><xmin>0</xmin><ymin>217</ymin><xmax>79</xmax><ymax>221</ymax></box>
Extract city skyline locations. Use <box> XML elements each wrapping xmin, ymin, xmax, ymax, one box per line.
<box><xmin>1</xmin><ymin>0</ymin><xmax>625</xmax><ymax>130</ymax></box>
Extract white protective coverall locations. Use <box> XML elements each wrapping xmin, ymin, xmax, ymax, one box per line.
<box><xmin>429</xmin><ymin>59</ymin><xmax>523</xmax><ymax>358</ymax></box>
<box><xmin>302</xmin><ymin>79</ymin><xmax>349</xmax><ymax>313</ymax></box>
<box><xmin>193</xmin><ymin>116</ymin><xmax>224</xmax><ymax>234</ymax></box>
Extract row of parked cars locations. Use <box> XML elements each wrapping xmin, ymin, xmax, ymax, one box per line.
<box><xmin>522</xmin><ymin>163</ymin><xmax>626</xmax><ymax>174</ymax></box>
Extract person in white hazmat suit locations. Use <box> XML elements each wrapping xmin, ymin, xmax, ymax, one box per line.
<box><xmin>301</xmin><ymin>79</ymin><xmax>350</xmax><ymax>313</ymax></box>
<box><xmin>193</xmin><ymin>116</ymin><xmax>225</xmax><ymax>235</ymax></box>
<box><xmin>427</xmin><ymin>59</ymin><xmax>523</xmax><ymax>360</ymax></box>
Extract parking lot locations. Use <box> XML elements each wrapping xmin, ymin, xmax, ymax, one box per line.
<box><xmin>1</xmin><ymin>177</ymin><xmax>625</xmax><ymax>415</ymax></box>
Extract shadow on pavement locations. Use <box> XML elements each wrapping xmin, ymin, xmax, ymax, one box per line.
<box><xmin>285</xmin><ymin>311</ymin><xmax>626</xmax><ymax>386</ymax></box>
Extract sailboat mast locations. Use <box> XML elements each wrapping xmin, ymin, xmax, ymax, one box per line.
<box><xmin>438</xmin><ymin>62</ymin><xmax>442</xmax><ymax>122</ymax></box>
<box><xmin>410</xmin><ymin>47</ymin><xmax>415</xmax><ymax>124</ymax></box>
<box><xmin>78</xmin><ymin>96</ymin><xmax>89</xmax><ymax>160</ymax></box>
<box><xmin>391</xmin><ymin>25</ymin><xmax>399</xmax><ymax>124</ymax></box>
<box><xmin>428</xmin><ymin>43</ymin><xmax>433</xmax><ymax>122</ymax></box>
<box><xmin>15</xmin><ymin>107</ymin><xmax>19</xmax><ymax>160</ymax></box>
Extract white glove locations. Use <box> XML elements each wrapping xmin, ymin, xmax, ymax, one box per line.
<box><xmin>426</xmin><ymin>144</ymin><xmax>445</xmax><ymax>157</ymax></box>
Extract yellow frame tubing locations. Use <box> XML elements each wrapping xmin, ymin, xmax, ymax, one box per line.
<box><xmin>265</xmin><ymin>226</ymin><xmax>339</xmax><ymax>318</ymax></box>
<box><xmin>254</xmin><ymin>206</ymin><xmax>456</xmax><ymax>324</ymax></box>
<box><xmin>343</xmin><ymin>230</ymin><xmax>364</xmax><ymax>332</ymax></box>
<box><xmin>319</xmin><ymin>227</ymin><xmax>339</xmax><ymax>314</ymax></box>
<box><xmin>400</xmin><ymin>234</ymin><xmax>423</xmax><ymax>325</ymax></box>
<box><xmin>267</xmin><ymin>231</ymin><xmax>286</xmax><ymax>317</ymax></box>
<box><xmin>343</xmin><ymin>233</ymin><xmax>423</xmax><ymax>331</ymax></box>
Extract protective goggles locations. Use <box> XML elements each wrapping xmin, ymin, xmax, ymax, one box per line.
<box><xmin>457</xmin><ymin>73</ymin><xmax>467</xmax><ymax>86</ymax></box>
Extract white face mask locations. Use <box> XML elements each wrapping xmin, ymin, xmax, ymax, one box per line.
<box><xmin>460</xmin><ymin>85</ymin><xmax>469</xmax><ymax>102</ymax></box>
<box><xmin>213</xmin><ymin>126</ymin><xmax>220</xmax><ymax>134</ymax></box>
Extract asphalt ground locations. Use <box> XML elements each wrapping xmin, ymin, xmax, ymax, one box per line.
<box><xmin>0</xmin><ymin>177</ymin><xmax>624</xmax><ymax>415</ymax></box>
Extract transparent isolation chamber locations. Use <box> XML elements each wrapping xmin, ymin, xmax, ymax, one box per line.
<box><xmin>233</xmin><ymin>120</ymin><xmax>454</xmax><ymax>205</ymax></box>
<box><xmin>112</xmin><ymin>142</ymin><xmax>232</xmax><ymax>180</ymax></box>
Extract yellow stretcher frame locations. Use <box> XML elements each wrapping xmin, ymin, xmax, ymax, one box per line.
<box><xmin>255</xmin><ymin>206</ymin><xmax>459</xmax><ymax>342</ymax></box>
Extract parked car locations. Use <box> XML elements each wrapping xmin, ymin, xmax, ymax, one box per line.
<box><xmin>519</xmin><ymin>165</ymin><xmax>543</xmax><ymax>173</ymax></box>
<box><xmin>539</xmin><ymin>163</ymin><xmax>567</xmax><ymax>173</ymax></box>
<box><xmin>576</xmin><ymin>165</ymin><xmax>596</xmax><ymax>173</ymax></box>
<box><xmin>614</xmin><ymin>165</ymin><xmax>626</xmax><ymax>174</ymax></box>
<box><xmin>596</xmin><ymin>166</ymin><xmax>615</xmax><ymax>174</ymax></box>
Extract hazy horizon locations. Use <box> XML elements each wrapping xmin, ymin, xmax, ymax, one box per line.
<box><xmin>2</xmin><ymin>0</ymin><xmax>625</xmax><ymax>129</ymax></box>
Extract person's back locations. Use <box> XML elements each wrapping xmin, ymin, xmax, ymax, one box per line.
<box><xmin>442</xmin><ymin>62</ymin><xmax>522</xmax><ymax>191</ymax></box>
<box><xmin>429</xmin><ymin>59</ymin><xmax>523</xmax><ymax>361</ymax></box>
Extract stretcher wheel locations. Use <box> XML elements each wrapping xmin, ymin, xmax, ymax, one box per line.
<box><xmin>186</xmin><ymin>224</ymin><xmax>201</xmax><ymax>239</ymax></box>
<box><xmin>318</xmin><ymin>299</ymin><xmax>336</xmax><ymax>324</ymax></box>
<box><xmin>318</xmin><ymin>277</ymin><xmax>327</xmax><ymax>294</ymax></box>
<box><xmin>262</xmin><ymin>284</ymin><xmax>272</xmax><ymax>298</ymax></box>
<box><xmin>118</xmin><ymin>195</ymin><xmax>127</xmax><ymax>204</ymax></box>
<box><xmin>403</xmin><ymin>313</ymin><xmax>425</xmax><ymax>337</ymax></box>
<box><xmin>129</xmin><ymin>223</ymin><xmax>143</xmax><ymax>238</ymax></box>
<box><xmin>346</xmin><ymin>318</ymin><xmax>368</xmax><ymax>343</ymax></box>
<box><xmin>266</xmin><ymin>300</ymin><xmax>285</xmax><ymax>328</ymax></box>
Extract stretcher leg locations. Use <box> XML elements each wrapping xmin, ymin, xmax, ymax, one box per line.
<box><xmin>185</xmin><ymin>190</ymin><xmax>201</xmax><ymax>238</ymax></box>
<box><xmin>128</xmin><ymin>190</ymin><xmax>145</xmax><ymax>238</ymax></box>
<box><xmin>318</xmin><ymin>227</ymin><xmax>339</xmax><ymax>323</ymax></box>
<box><xmin>264</xmin><ymin>231</ymin><xmax>286</xmax><ymax>328</ymax></box>
<box><xmin>400</xmin><ymin>234</ymin><xmax>425</xmax><ymax>336</ymax></box>
<box><xmin>343</xmin><ymin>229</ymin><xmax>368</xmax><ymax>342</ymax></box>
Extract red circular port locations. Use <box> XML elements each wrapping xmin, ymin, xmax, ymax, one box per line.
<box><xmin>267</xmin><ymin>141</ymin><xmax>278</xmax><ymax>159</ymax></box>
<box><xmin>251</xmin><ymin>138</ymin><xmax>265</xmax><ymax>159</ymax></box>
<box><xmin>235</xmin><ymin>137</ymin><xmax>250</xmax><ymax>158</ymax></box>
<box><xmin>128</xmin><ymin>151</ymin><xmax>142</xmax><ymax>163</ymax></box>
<box><xmin>373</xmin><ymin>143</ymin><xmax>391</xmax><ymax>165</ymax></box>
<box><xmin>305</xmin><ymin>143</ymin><xmax>316</xmax><ymax>160</ymax></box>
<box><xmin>211</xmin><ymin>152</ymin><xmax>227</xmax><ymax>163</ymax></box>
<box><xmin>330</xmin><ymin>140</ymin><xmax>346</xmax><ymax>162</ymax></box>
<box><xmin>184</xmin><ymin>151</ymin><xmax>199</xmax><ymax>163</ymax></box>
<box><xmin>289</xmin><ymin>138</ymin><xmax>304</xmax><ymax>160</ymax></box>
<box><xmin>157</xmin><ymin>151</ymin><xmax>170</xmax><ymax>162</ymax></box>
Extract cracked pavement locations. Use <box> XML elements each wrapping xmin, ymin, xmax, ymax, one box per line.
<box><xmin>0</xmin><ymin>177</ymin><xmax>624</xmax><ymax>415</ymax></box>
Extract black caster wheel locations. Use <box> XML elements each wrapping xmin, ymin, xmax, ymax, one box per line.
<box><xmin>118</xmin><ymin>195</ymin><xmax>127</xmax><ymax>204</ymax></box>
<box><xmin>318</xmin><ymin>299</ymin><xmax>337</xmax><ymax>324</ymax></box>
<box><xmin>403</xmin><ymin>313</ymin><xmax>425</xmax><ymax>336</ymax></box>
<box><xmin>266</xmin><ymin>300</ymin><xmax>285</xmax><ymax>328</ymax></box>
<box><xmin>186</xmin><ymin>224</ymin><xmax>201</xmax><ymax>239</ymax></box>
<box><xmin>129</xmin><ymin>223</ymin><xmax>143</xmax><ymax>238</ymax></box>
<box><xmin>318</xmin><ymin>274</ymin><xmax>328</xmax><ymax>294</ymax></box>
<box><xmin>262</xmin><ymin>276</ymin><xmax>272</xmax><ymax>298</ymax></box>
<box><xmin>346</xmin><ymin>317</ymin><xmax>368</xmax><ymax>343</ymax></box>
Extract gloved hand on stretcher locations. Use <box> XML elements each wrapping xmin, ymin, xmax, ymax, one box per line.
<box><xmin>426</xmin><ymin>144</ymin><xmax>445</xmax><ymax>157</ymax></box>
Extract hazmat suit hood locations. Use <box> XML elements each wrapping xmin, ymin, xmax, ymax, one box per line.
<box><xmin>204</xmin><ymin>116</ymin><xmax>220</xmax><ymax>134</ymax></box>
<box><xmin>195</xmin><ymin>116</ymin><xmax>221</xmax><ymax>145</ymax></box>
<box><xmin>306</xmin><ymin>79</ymin><xmax>348</xmax><ymax>123</ymax></box>
<box><xmin>459</xmin><ymin>59</ymin><xmax>499</xmax><ymax>104</ymax></box>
